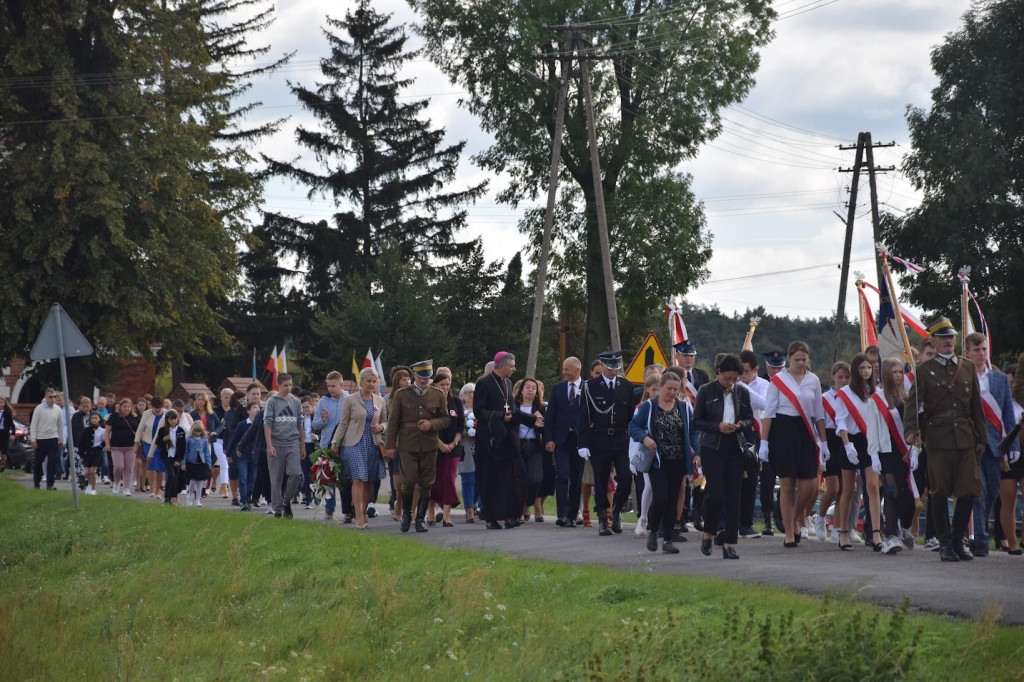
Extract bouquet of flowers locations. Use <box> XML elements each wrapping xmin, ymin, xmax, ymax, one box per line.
<box><xmin>309</xmin><ymin>447</ymin><xmax>349</xmax><ymax>506</ymax></box>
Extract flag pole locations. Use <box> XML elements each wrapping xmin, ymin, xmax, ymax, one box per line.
<box><xmin>876</xmin><ymin>244</ymin><xmax>914</xmax><ymax>364</ymax></box>
<box><xmin>855</xmin><ymin>273</ymin><xmax>868</xmax><ymax>352</ymax></box>
<box><xmin>741</xmin><ymin>316</ymin><xmax>760</xmax><ymax>352</ymax></box>
<box><xmin>959</xmin><ymin>265</ymin><xmax>971</xmax><ymax>348</ymax></box>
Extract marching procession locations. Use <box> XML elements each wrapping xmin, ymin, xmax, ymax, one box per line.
<box><xmin>21</xmin><ymin>307</ymin><xmax>1024</xmax><ymax>567</ymax></box>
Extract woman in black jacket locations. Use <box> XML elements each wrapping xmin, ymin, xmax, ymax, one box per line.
<box><xmin>692</xmin><ymin>354</ymin><xmax>754</xmax><ymax>559</ymax></box>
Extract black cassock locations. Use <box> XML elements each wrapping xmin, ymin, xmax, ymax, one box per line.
<box><xmin>474</xmin><ymin>372</ymin><xmax>526</xmax><ymax>523</ymax></box>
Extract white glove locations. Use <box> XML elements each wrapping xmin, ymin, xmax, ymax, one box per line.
<box><xmin>909</xmin><ymin>445</ymin><xmax>920</xmax><ymax>472</ymax></box>
<box><xmin>577</xmin><ymin>447</ymin><xmax>591</xmax><ymax>460</ymax></box>
<box><xmin>629</xmin><ymin>463</ymin><xmax>637</xmax><ymax>475</ymax></box>
<box><xmin>818</xmin><ymin>440</ymin><xmax>830</xmax><ymax>463</ymax></box>
<box><xmin>757</xmin><ymin>441</ymin><xmax>769</xmax><ymax>462</ymax></box>
<box><xmin>1009</xmin><ymin>450</ymin><xmax>1020</xmax><ymax>465</ymax></box>
<box><xmin>870</xmin><ymin>456</ymin><xmax>882</xmax><ymax>475</ymax></box>
<box><xmin>844</xmin><ymin>442</ymin><xmax>858</xmax><ymax>465</ymax></box>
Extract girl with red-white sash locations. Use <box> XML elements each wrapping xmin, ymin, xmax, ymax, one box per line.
<box><xmin>760</xmin><ymin>341</ymin><xmax>828</xmax><ymax>547</ymax></box>
<box><xmin>876</xmin><ymin>358</ymin><xmax>917</xmax><ymax>554</ymax></box>
<box><xmin>818</xmin><ymin>362</ymin><xmax>851</xmax><ymax>541</ymax></box>
<box><xmin>834</xmin><ymin>353</ymin><xmax>886</xmax><ymax>551</ymax></box>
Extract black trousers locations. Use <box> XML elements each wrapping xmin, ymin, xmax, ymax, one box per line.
<box><xmin>758</xmin><ymin>461</ymin><xmax>776</xmax><ymax>521</ymax></box>
<box><xmin>554</xmin><ymin>433</ymin><xmax>584</xmax><ymax>520</ymax></box>
<box><xmin>590</xmin><ymin>446</ymin><xmax>631</xmax><ymax>515</ymax></box>
<box><xmin>701</xmin><ymin>439</ymin><xmax>744</xmax><ymax>545</ymax></box>
<box><xmin>739</xmin><ymin>451</ymin><xmax>760</xmax><ymax>528</ymax></box>
<box><xmin>33</xmin><ymin>438</ymin><xmax>59</xmax><ymax>486</ymax></box>
<box><xmin>648</xmin><ymin>458</ymin><xmax>686</xmax><ymax>539</ymax></box>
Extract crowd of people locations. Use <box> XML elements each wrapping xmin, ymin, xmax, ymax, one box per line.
<box><xmin>20</xmin><ymin>314</ymin><xmax>1024</xmax><ymax>563</ymax></box>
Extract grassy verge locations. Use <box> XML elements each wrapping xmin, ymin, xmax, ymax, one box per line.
<box><xmin>0</xmin><ymin>479</ymin><xmax>1019</xmax><ymax>680</ymax></box>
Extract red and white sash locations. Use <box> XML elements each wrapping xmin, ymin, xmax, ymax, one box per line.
<box><xmin>836</xmin><ymin>388</ymin><xmax>869</xmax><ymax>435</ymax></box>
<box><xmin>870</xmin><ymin>393</ymin><xmax>908</xmax><ymax>457</ymax></box>
<box><xmin>770</xmin><ymin>373</ymin><xmax>817</xmax><ymax>444</ymax></box>
<box><xmin>822</xmin><ymin>391</ymin><xmax>838</xmax><ymax>428</ymax></box>
<box><xmin>684</xmin><ymin>381</ymin><xmax>697</xmax><ymax>403</ymax></box>
<box><xmin>979</xmin><ymin>383</ymin><xmax>1004</xmax><ymax>437</ymax></box>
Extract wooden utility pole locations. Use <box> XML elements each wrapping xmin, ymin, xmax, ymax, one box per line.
<box><xmin>836</xmin><ymin>133</ymin><xmax>895</xmax><ymax>360</ymax></box>
<box><xmin>525</xmin><ymin>33</ymin><xmax>572</xmax><ymax>377</ymax></box>
<box><xmin>833</xmin><ymin>133</ymin><xmax>865</xmax><ymax>361</ymax></box>
<box><xmin>577</xmin><ymin>36</ymin><xmax>621</xmax><ymax>352</ymax></box>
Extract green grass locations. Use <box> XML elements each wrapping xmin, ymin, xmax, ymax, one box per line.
<box><xmin>0</xmin><ymin>478</ymin><xmax>1020</xmax><ymax>681</ymax></box>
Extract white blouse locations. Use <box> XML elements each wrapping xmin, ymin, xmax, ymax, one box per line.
<box><xmin>834</xmin><ymin>385</ymin><xmax>886</xmax><ymax>458</ymax></box>
<box><xmin>764</xmin><ymin>370</ymin><xmax>825</xmax><ymax>422</ymax></box>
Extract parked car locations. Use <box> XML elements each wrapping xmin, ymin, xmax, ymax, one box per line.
<box><xmin>6</xmin><ymin>418</ymin><xmax>34</xmax><ymax>472</ymax></box>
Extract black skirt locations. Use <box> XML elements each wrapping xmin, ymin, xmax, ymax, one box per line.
<box><xmin>769</xmin><ymin>414</ymin><xmax>818</xmax><ymax>479</ymax></box>
<box><xmin>824</xmin><ymin>429</ymin><xmax>844</xmax><ymax>477</ymax></box>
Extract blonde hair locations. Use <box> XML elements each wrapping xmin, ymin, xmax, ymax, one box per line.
<box><xmin>193</xmin><ymin>392</ymin><xmax>213</xmax><ymax>415</ymax></box>
<box><xmin>642</xmin><ymin>374</ymin><xmax>661</xmax><ymax>401</ymax></box>
<box><xmin>190</xmin><ymin>421</ymin><xmax>207</xmax><ymax>438</ymax></box>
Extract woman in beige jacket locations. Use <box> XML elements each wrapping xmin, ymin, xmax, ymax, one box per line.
<box><xmin>331</xmin><ymin>368</ymin><xmax>388</xmax><ymax>528</ymax></box>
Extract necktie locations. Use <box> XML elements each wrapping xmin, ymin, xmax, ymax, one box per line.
<box><xmin>569</xmin><ymin>383</ymin><xmax>577</xmax><ymax>405</ymax></box>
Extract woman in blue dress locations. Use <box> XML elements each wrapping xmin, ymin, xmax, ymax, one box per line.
<box><xmin>331</xmin><ymin>368</ymin><xmax>388</xmax><ymax>529</ymax></box>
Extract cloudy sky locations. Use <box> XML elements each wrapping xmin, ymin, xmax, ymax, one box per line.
<box><xmin>247</xmin><ymin>0</ymin><xmax>975</xmax><ymax>323</ymax></box>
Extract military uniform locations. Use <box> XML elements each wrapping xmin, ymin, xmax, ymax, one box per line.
<box><xmin>577</xmin><ymin>351</ymin><xmax>636</xmax><ymax>535</ymax></box>
<box><xmin>385</xmin><ymin>360</ymin><xmax>450</xmax><ymax>532</ymax></box>
<box><xmin>903</xmin><ymin>318</ymin><xmax>985</xmax><ymax>561</ymax></box>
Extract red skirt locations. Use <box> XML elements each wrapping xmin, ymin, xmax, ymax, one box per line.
<box><xmin>431</xmin><ymin>453</ymin><xmax>462</xmax><ymax>507</ymax></box>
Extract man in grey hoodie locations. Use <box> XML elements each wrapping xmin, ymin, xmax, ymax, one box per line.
<box><xmin>263</xmin><ymin>374</ymin><xmax>304</xmax><ymax>517</ymax></box>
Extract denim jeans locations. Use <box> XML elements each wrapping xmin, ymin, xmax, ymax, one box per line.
<box><xmin>237</xmin><ymin>453</ymin><xmax>258</xmax><ymax>505</ymax></box>
<box><xmin>460</xmin><ymin>472</ymin><xmax>477</xmax><ymax>511</ymax></box>
<box><xmin>973</xmin><ymin>451</ymin><xmax>1002</xmax><ymax>543</ymax></box>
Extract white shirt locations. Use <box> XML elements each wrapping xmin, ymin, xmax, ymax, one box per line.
<box><xmin>978</xmin><ymin>368</ymin><xmax>990</xmax><ymax>395</ymax></box>
<box><xmin>834</xmin><ymin>385</ymin><xmax>887</xmax><ymax>458</ymax></box>
<box><xmin>764</xmin><ymin>370</ymin><xmax>824</xmax><ymax>422</ymax></box>
<box><xmin>822</xmin><ymin>388</ymin><xmax>840</xmax><ymax>430</ymax></box>
<box><xmin>741</xmin><ymin>375</ymin><xmax>769</xmax><ymax>416</ymax></box>
<box><xmin>722</xmin><ymin>389</ymin><xmax>736</xmax><ymax>424</ymax></box>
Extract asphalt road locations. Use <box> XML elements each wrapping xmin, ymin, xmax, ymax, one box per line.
<box><xmin>17</xmin><ymin>473</ymin><xmax>1024</xmax><ymax>625</ymax></box>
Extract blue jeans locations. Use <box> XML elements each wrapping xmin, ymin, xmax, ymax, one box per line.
<box><xmin>460</xmin><ymin>472</ymin><xmax>477</xmax><ymax>511</ymax></box>
<box><xmin>973</xmin><ymin>451</ymin><xmax>1002</xmax><ymax>543</ymax></box>
<box><xmin>237</xmin><ymin>453</ymin><xmax>258</xmax><ymax>506</ymax></box>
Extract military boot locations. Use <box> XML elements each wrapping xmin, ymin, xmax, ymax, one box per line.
<box><xmin>415</xmin><ymin>495</ymin><xmax>430</xmax><ymax>533</ymax></box>
<box><xmin>400</xmin><ymin>493</ymin><xmax>413</xmax><ymax>532</ymax></box>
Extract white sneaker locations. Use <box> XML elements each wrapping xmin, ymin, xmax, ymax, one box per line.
<box><xmin>828</xmin><ymin>528</ymin><xmax>840</xmax><ymax>543</ymax></box>
<box><xmin>634</xmin><ymin>517</ymin><xmax>647</xmax><ymax>536</ymax></box>
<box><xmin>814</xmin><ymin>516</ymin><xmax>827</xmax><ymax>541</ymax></box>
<box><xmin>88</xmin><ymin>486</ymin><xmax>97</xmax><ymax>495</ymax></box>
<box><xmin>923</xmin><ymin>537</ymin><xmax>940</xmax><ymax>551</ymax></box>
<box><xmin>186</xmin><ymin>498</ymin><xmax>193</xmax><ymax>507</ymax></box>
<box><xmin>124</xmin><ymin>489</ymin><xmax>132</xmax><ymax>497</ymax></box>
<box><xmin>196</xmin><ymin>500</ymin><xmax>203</xmax><ymax>507</ymax></box>
<box><xmin>881</xmin><ymin>536</ymin><xmax>902</xmax><ymax>555</ymax></box>
<box><xmin>101</xmin><ymin>475</ymin><xmax>111</xmax><ymax>484</ymax></box>
<box><xmin>849</xmin><ymin>528</ymin><xmax>861</xmax><ymax>544</ymax></box>
<box><xmin>899</xmin><ymin>528</ymin><xmax>915</xmax><ymax>550</ymax></box>
<box><xmin>112</xmin><ymin>483</ymin><xmax>120</xmax><ymax>495</ymax></box>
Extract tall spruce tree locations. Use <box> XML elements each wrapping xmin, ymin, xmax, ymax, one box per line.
<box><xmin>0</xmin><ymin>0</ymin><xmax>285</xmax><ymax>391</ymax></box>
<box><xmin>260</xmin><ymin>1</ymin><xmax>487</xmax><ymax>310</ymax></box>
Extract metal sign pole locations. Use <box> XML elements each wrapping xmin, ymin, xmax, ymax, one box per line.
<box><xmin>53</xmin><ymin>304</ymin><xmax>80</xmax><ymax>509</ymax></box>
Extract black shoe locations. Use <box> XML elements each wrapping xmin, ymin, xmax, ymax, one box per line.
<box><xmin>662</xmin><ymin>541</ymin><xmax>679</xmax><ymax>554</ymax></box>
<box><xmin>400</xmin><ymin>514</ymin><xmax>412</xmax><ymax>532</ymax></box>
<box><xmin>598</xmin><ymin>521</ymin><xmax>612</xmax><ymax>536</ymax></box>
<box><xmin>34</xmin><ymin>482</ymin><xmax>40</xmax><ymax>489</ymax></box>
<box><xmin>952</xmin><ymin>538</ymin><xmax>974</xmax><ymax>561</ymax></box>
<box><xmin>415</xmin><ymin>520</ymin><xmax>428</xmax><ymax>532</ymax></box>
<box><xmin>722</xmin><ymin>546</ymin><xmax>739</xmax><ymax>560</ymax></box>
<box><xmin>47</xmin><ymin>485</ymin><xmax>56</xmax><ymax>491</ymax></box>
<box><xmin>367</xmin><ymin>507</ymin><xmax>377</xmax><ymax>518</ymax></box>
<box><xmin>761</xmin><ymin>519</ymin><xmax>774</xmax><ymax>536</ymax></box>
<box><xmin>344</xmin><ymin>514</ymin><xmax>354</xmax><ymax>524</ymax></box>
<box><xmin>486</xmin><ymin>521</ymin><xmax>502</xmax><ymax>530</ymax></box>
<box><xmin>284</xmin><ymin>503</ymin><xmax>293</xmax><ymax>518</ymax></box>
<box><xmin>442</xmin><ymin>521</ymin><xmax>454</xmax><ymax>528</ymax></box>
<box><xmin>273</xmin><ymin>511</ymin><xmax>282</xmax><ymax>518</ymax></box>
<box><xmin>794</xmin><ymin>531</ymin><xmax>802</xmax><ymax>544</ymax></box>
<box><xmin>647</xmin><ymin>531</ymin><xmax>658</xmax><ymax>552</ymax></box>
<box><xmin>939</xmin><ymin>542</ymin><xmax>960</xmax><ymax>562</ymax></box>
<box><xmin>504</xmin><ymin>520</ymin><xmax>517</xmax><ymax>529</ymax></box>
<box><xmin>231</xmin><ymin>498</ymin><xmax>240</xmax><ymax>506</ymax></box>
<box><xmin>700</xmin><ymin>538</ymin><xmax>712</xmax><ymax>556</ymax></box>
<box><xmin>970</xmin><ymin>540</ymin><xmax>989</xmax><ymax>557</ymax></box>
<box><xmin>610</xmin><ymin>509</ymin><xmax>622</xmax><ymax>534</ymax></box>
<box><xmin>466</xmin><ymin>518</ymin><xmax>475</xmax><ymax>524</ymax></box>
<box><xmin>555</xmin><ymin>517</ymin><xmax>568</xmax><ymax>527</ymax></box>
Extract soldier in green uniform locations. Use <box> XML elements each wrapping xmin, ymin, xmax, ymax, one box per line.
<box><xmin>385</xmin><ymin>360</ymin><xmax>450</xmax><ymax>533</ymax></box>
<box><xmin>903</xmin><ymin>317</ymin><xmax>986</xmax><ymax>562</ymax></box>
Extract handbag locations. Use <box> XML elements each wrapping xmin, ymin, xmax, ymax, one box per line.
<box><xmin>629</xmin><ymin>400</ymin><xmax>658</xmax><ymax>473</ymax></box>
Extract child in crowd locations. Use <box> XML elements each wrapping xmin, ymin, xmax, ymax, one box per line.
<box><xmin>78</xmin><ymin>411</ymin><xmax>106</xmax><ymax>495</ymax></box>
<box><xmin>183</xmin><ymin>421</ymin><xmax>212</xmax><ymax>507</ymax></box>
<box><xmin>156</xmin><ymin>410</ymin><xmax>188</xmax><ymax>505</ymax></box>
<box><xmin>301</xmin><ymin>395</ymin><xmax>317</xmax><ymax>508</ymax></box>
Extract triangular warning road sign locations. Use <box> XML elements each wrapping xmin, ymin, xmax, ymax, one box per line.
<box><xmin>624</xmin><ymin>333</ymin><xmax>668</xmax><ymax>384</ymax></box>
<box><xmin>30</xmin><ymin>303</ymin><xmax>94</xmax><ymax>361</ymax></box>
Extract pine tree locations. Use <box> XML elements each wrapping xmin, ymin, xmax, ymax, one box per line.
<box><xmin>260</xmin><ymin>0</ymin><xmax>487</xmax><ymax>308</ymax></box>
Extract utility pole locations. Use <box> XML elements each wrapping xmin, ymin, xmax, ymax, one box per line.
<box><xmin>576</xmin><ymin>34</ymin><xmax>621</xmax><ymax>352</ymax></box>
<box><xmin>525</xmin><ymin>32</ymin><xmax>571</xmax><ymax>378</ymax></box>
<box><xmin>836</xmin><ymin>132</ymin><xmax>895</xmax><ymax>359</ymax></box>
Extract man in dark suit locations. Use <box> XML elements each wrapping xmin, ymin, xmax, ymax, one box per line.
<box><xmin>577</xmin><ymin>350</ymin><xmax>636</xmax><ymax>536</ymax></box>
<box><xmin>474</xmin><ymin>351</ymin><xmax>526</xmax><ymax>529</ymax></box>
<box><xmin>545</xmin><ymin>356</ymin><xmax>584</xmax><ymax>527</ymax></box>
<box><xmin>673</xmin><ymin>340</ymin><xmax>709</xmax><ymax>402</ymax></box>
